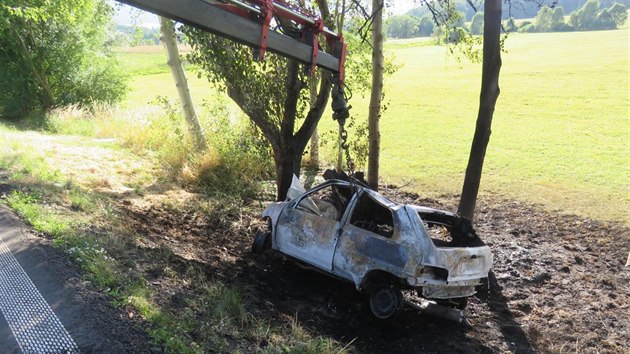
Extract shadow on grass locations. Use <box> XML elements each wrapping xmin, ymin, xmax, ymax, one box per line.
<box><xmin>0</xmin><ymin>113</ymin><xmax>50</xmax><ymax>132</ymax></box>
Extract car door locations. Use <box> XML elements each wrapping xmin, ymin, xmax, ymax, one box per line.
<box><xmin>333</xmin><ymin>191</ymin><xmax>408</xmax><ymax>280</ymax></box>
<box><xmin>275</xmin><ymin>184</ymin><xmax>352</xmax><ymax>271</ymax></box>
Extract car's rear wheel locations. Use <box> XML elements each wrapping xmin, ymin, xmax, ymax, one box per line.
<box><xmin>369</xmin><ymin>285</ymin><xmax>404</xmax><ymax>320</ymax></box>
<box><xmin>251</xmin><ymin>230</ymin><xmax>270</xmax><ymax>254</ymax></box>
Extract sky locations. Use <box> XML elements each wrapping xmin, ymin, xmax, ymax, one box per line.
<box><xmin>110</xmin><ymin>0</ymin><xmax>419</xmax><ymax>27</ymax></box>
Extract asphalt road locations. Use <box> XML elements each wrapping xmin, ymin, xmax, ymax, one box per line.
<box><xmin>0</xmin><ymin>204</ymin><xmax>152</xmax><ymax>353</ymax></box>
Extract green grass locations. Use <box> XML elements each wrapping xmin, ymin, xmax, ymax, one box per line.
<box><xmin>4</xmin><ymin>191</ymin><xmax>71</xmax><ymax>237</ymax></box>
<box><xmin>114</xmin><ymin>30</ymin><xmax>629</xmax><ymax>223</ymax></box>
<box><xmin>322</xmin><ymin>29</ymin><xmax>628</xmax><ymax>223</ymax></box>
<box><xmin>117</xmin><ymin>51</ymin><xmax>171</xmax><ymax>77</ymax></box>
<box><xmin>123</xmin><ymin>71</ymin><xmax>216</xmax><ymax>107</ymax></box>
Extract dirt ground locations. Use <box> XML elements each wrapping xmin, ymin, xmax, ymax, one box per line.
<box><xmin>119</xmin><ymin>186</ymin><xmax>630</xmax><ymax>353</ymax></box>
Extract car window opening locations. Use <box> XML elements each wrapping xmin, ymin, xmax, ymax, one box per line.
<box><xmin>296</xmin><ymin>185</ymin><xmax>352</xmax><ymax>221</ymax></box>
<box><xmin>350</xmin><ymin>193</ymin><xmax>395</xmax><ymax>239</ymax></box>
<box><xmin>418</xmin><ymin>212</ymin><xmax>486</xmax><ymax>247</ymax></box>
<box><xmin>424</xmin><ymin>223</ymin><xmax>455</xmax><ymax>246</ymax></box>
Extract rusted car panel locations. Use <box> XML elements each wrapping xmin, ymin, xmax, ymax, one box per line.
<box><xmin>258</xmin><ymin>178</ymin><xmax>493</xmax><ymax>318</ymax></box>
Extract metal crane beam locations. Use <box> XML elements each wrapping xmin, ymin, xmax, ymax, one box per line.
<box><xmin>117</xmin><ymin>0</ymin><xmax>341</xmax><ymax>73</ymax></box>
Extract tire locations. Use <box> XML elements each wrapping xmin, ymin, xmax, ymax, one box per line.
<box><xmin>368</xmin><ymin>285</ymin><xmax>404</xmax><ymax>320</ymax></box>
<box><xmin>251</xmin><ymin>230</ymin><xmax>269</xmax><ymax>254</ymax></box>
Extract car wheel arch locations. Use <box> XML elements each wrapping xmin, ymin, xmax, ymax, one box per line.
<box><xmin>358</xmin><ymin>269</ymin><xmax>406</xmax><ymax>294</ymax></box>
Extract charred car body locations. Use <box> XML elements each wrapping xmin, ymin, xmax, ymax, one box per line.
<box><xmin>253</xmin><ymin>178</ymin><xmax>493</xmax><ymax>320</ymax></box>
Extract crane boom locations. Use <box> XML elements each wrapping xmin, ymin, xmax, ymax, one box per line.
<box><xmin>117</xmin><ymin>0</ymin><xmax>344</xmax><ymax>76</ymax></box>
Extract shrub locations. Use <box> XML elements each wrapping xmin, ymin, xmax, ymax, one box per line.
<box><xmin>555</xmin><ymin>23</ymin><xmax>575</xmax><ymax>32</ymax></box>
<box><xmin>195</xmin><ymin>99</ymin><xmax>274</xmax><ymax>199</ymax></box>
<box><xmin>519</xmin><ymin>23</ymin><xmax>539</xmax><ymax>33</ymax></box>
<box><xmin>0</xmin><ymin>1</ymin><xmax>127</xmax><ymax>119</ymax></box>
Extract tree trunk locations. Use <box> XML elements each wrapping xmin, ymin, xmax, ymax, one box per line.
<box><xmin>367</xmin><ymin>0</ymin><xmax>384</xmax><ymax>191</ymax></box>
<box><xmin>308</xmin><ymin>76</ymin><xmax>320</xmax><ymax>167</ymax></box>
<box><xmin>275</xmin><ymin>145</ymin><xmax>298</xmax><ymax>201</ymax></box>
<box><xmin>309</xmin><ymin>128</ymin><xmax>320</xmax><ymax>167</ymax></box>
<box><xmin>159</xmin><ymin>16</ymin><xmax>207</xmax><ymax>151</ymax></box>
<box><xmin>275</xmin><ymin>59</ymin><xmax>301</xmax><ymax>201</ymax></box>
<box><xmin>12</xmin><ymin>21</ymin><xmax>54</xmax><ymax>110</ymax></box>
<box><xmin>457</xmin><ymin>0</ymin><xmax>503</xmax><ymax>220</ymax></box>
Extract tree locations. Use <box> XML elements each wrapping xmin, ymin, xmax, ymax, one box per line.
<box><xmin>184</xmin><ymin>0</ymin><xmax>343</xmax><ymax>200</ymax></box>
<box><xmin>569</xmin><ymin>0</ymin><xmax>602</xmax><ymax>30</ymax></box>
<box><xmin>596</xmin><ymin>8</ymin><xmax>616</xmax><ymax>29</ymax></box>
<box><xmin>367</xmin><ymin>0</ymin><xmax>384</xmax><ymax>190</ymax></box>
<box><xmin>159</xmin><ymin>17</ymin><xmax>207</xmax><ymax>151</ymax></box>
<box><xmin>0</xmin><ymin>0</ymin><xmax>126</xmax><ymax>118</ymax></box>
<box><xmin>470</xmin><ymin>11</ymin><xmax>484</xmax><ymax>35</ymax></box>
<box><xmin>307</xmin><ymin>77</ymin><xmax>321</xmax><ymax>168</ymax></box>
<box><xmin>608</xmin><ymin>3</ymin><xmax>628</xmax><ymax>27</ymax></box>
<box><xmin>597</xmin><ymin>2</ymin><xmax>628</xmax><ymax>29</ymax></box>
<box><xmin>551</xmin><ymin>7</ymin><xmax>567</xmax><ymax>31</ymax></box>
<box><xmin>503</xmin><ymin>17</ymin><xmax>518</xmax><ymax>33</ymax></box>
<box><xmin>535</xmin><ymin>6</ymin><xmax>554</xmax><ymax>32</ymax></box>
<box><xmin>535</xmin><ymin>6</ymin><xmax>566</xmax><ymax>32</ymax></box>
<box><xmin>457</xmin><ymin>0</ymin><xmax>503</xmax><ymax>220</ymax></box>
<box><xmin>418</xmin><ymin>16</ymin><xmax>435</xmax><ymax>37</ymax></box>
<box><xmin>432</xmin><ymin>9</ymin><xmax>468</xmax><ymax>43</ymax></box>
<box><xmin>386</xmin><ymin>15</ymin><xmax>419</xmax><ymax>38</ymax></box>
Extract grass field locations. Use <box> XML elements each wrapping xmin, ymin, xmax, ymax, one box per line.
<box><xmin>377</xmin><ymin>29</ymin><xmax>629</xmax><ymax>223</ymax></box>
<box><xmin>118</xmin><ymin>29</ymin><xmax>629</xmax><ymax>223</ymax></box>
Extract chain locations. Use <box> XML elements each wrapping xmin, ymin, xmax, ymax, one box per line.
<box><xmin>339</xmin><ymin>125</ymin><xmax>355</xmax><ymax>176</ymax></box>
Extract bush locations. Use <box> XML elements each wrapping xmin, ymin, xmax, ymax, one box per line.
<box><xmin>195</xmin><ymin>111</ymin><xmax>274</xmax><ymax>199</ymax></box>
<box><xmin>555</xmin><ymin>23</ymin><xmax>575</xmax><ymax>32</ymax></box>
<box><xmin>519</xmin><ymin>23</ymin><xmax>539</xmax><ymax>33</ymax></box>
<box><xmin>0</xmin><ymin>0</ymin><xmax>127</xmax><ymax>119</ymax></box>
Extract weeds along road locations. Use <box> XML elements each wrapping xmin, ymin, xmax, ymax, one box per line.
<box><xmin>0</xmin><ymin>204</ymin><xmax>152</xmax><ymax>354</ymax></box>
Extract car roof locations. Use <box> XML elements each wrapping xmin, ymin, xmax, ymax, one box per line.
<box><xmin>318</xmin><ymin>179</ymin><xmax>398</xmax><ymax>208</ymax></box>
<box><xmin>319</xmin><ymin>180</ymin><xmax>453</xmax><ymax>215</ymax></box>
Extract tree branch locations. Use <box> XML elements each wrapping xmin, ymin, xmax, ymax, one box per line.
<box><xmin>281</xmin><ymin>59</ymin><xmax>301</xmax><ymax>146</ymax></box>
<box><xmin>226</xmin><ymin>84</ymin><xmax>279</xmax><ymax>147</ymax></box>
<box><xmin>294</xmin><ymin>72</ymin><xmax>332</xmax><ymax>148</ymax></box>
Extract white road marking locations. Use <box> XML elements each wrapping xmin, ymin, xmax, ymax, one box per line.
<box><xmin>0</xmin><ymin>236</ymin><xmax>79</xmax><ymax>353</ymax></box>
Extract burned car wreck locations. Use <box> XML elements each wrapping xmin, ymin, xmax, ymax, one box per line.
<box><xmin>253</xmin><ymin>177</ymin><xmax>492</xmax><ymax>320</ymax></box>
